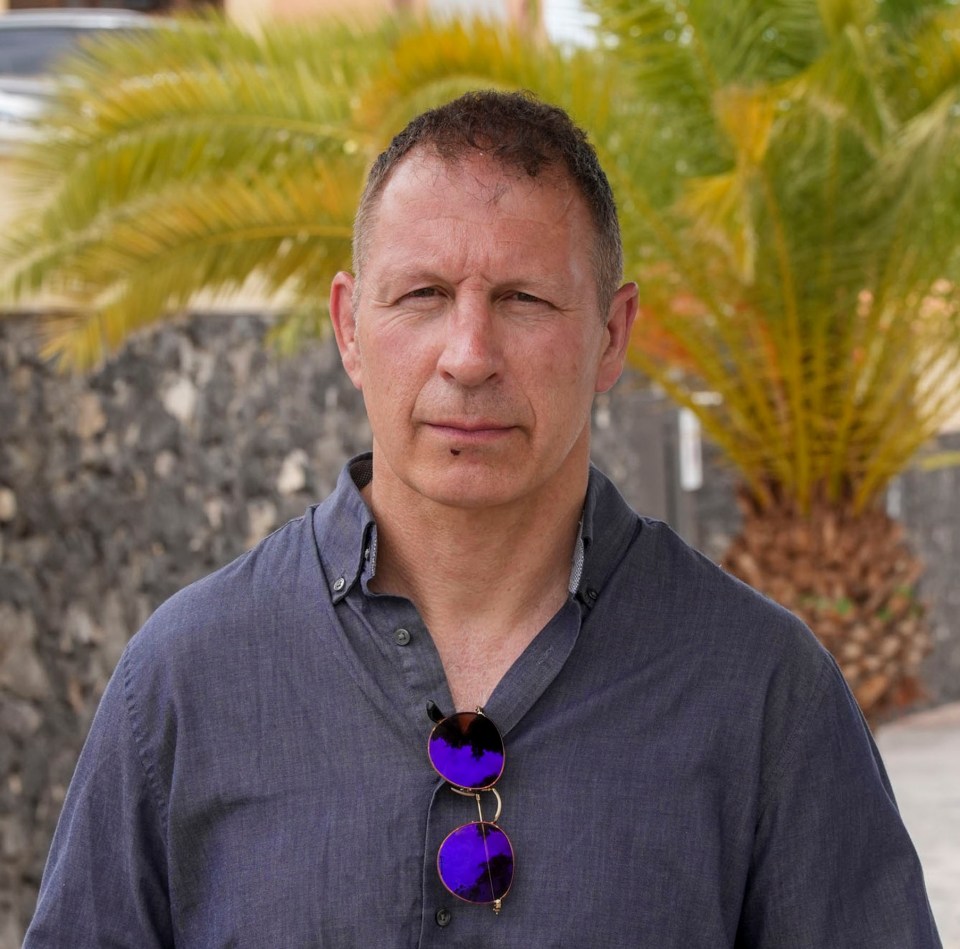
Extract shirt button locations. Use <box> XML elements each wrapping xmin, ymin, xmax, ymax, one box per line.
<box><xmin>435</xmin><ymin>908</ymin><xmax>452</xmax><ymax>927</ymax></box>
<box><xmin>394</xmin><ymin>628</ymin><xmax>411</xmax><ymax>646</ymax></box>
<box><xmin>332</xmin><ymin>577</ymin><xmax>345</xmax><ymax>592</ymax></box>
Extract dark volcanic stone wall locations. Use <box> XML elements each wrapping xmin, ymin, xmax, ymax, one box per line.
<box><xmin>0</xmin><ymin>313</ymin><xmax>370</xmax><ymax>945</ymax></box>
<box><xmin>1</xmin><ymin>312</ymin><xmax>958</xmax><ymax>945</ymax></box>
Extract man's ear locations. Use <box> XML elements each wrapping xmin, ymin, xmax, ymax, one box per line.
<box><xmin>595</xmin><ymin>282</ymin><xmax>639</xmax><ymax>394</ymax></box>
<box><xmin>330</xmin><ymin>271</ymin><xmax>362</xmax><ymax>391</ymax></box>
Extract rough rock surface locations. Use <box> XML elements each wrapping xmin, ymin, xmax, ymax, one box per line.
<box><xmin>0</xmin><ymin>313</ymin><xmax>370</xmax><ymax>942</ymax></box>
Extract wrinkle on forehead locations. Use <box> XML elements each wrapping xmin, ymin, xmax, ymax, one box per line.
<box><xmin>403</xmin><ymin>148</ymin><xmax>577</xmax><ymax>212</ymax></box>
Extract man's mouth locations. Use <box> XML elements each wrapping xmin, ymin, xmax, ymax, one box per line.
<box><xmin>425</xmin><ymin>421</ymin><xmax>516</xmax><ymax>451</ymax></box>
<box><xmin>428</xmin><ymin>419</ymin><xmax>513</xmax><ymax>433</ymax></box>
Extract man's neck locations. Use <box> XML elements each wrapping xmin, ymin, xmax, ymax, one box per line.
<box><xmin>362</xmin><ymin>462</ymin><xmax>588</xmax><ymax>708</ymax></box>
<box><xmin>369</xmin><ymin>490</ymin><xmax>582</xmax><ymax>612</ymax></box>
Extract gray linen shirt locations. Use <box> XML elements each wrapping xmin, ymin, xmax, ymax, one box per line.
<box><xmin>26</xmin><ymin>455</ymin><xmax>941</xmax><ymax>948</ymax></box>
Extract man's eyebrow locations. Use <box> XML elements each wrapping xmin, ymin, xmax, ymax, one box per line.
<box><xmin>371</xmin><ymin>266</ymin><xmax>441</xmax><ymax>288</ymax></box>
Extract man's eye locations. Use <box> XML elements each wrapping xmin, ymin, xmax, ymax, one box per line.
<box><xmin>405</xmin><ymin>287</ymin><xmax>439</xmax><ymax>299</ymax></box>
<box><xmin>512</xmin><ymin>292</ymin><xmax>545</xmax><ymax>304</ymax></box>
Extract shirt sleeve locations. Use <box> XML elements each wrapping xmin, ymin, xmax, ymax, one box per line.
<box><xmin>23</xmin><ymin>648</ymin><xmax>174</xmax><ymax>948</ymax></box>
<box><xmin>736</xmin><ymin>653</ymin><xmax>942</xmax><ymax>948</ymax></box>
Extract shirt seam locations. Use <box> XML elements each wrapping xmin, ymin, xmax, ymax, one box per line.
<box><xmin>120</xmin><ymin>647</ymin><xmax>173</xmax><ymax>842</ymax></box>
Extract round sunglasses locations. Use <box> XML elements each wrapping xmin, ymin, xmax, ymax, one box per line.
<box><xmin>427</xmin><ymin>707</ymin><xmax>514</xmax><ymax>914</ymax></box>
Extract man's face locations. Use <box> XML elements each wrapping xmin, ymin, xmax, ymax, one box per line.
<box><xmin>330</xmin><ymin>150</ymin><xmax>637</xmax><ymax>512</ymax></box>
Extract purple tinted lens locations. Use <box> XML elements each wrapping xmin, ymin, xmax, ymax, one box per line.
<box><xmin>428</xmin><ymin>712</ymin><xmax>504</xmax><ymax>789</ymax></box>
<box><xmin>438</xmin><ymin>822</ymin><xmax>514</xmax><ymax>904</ymax></box>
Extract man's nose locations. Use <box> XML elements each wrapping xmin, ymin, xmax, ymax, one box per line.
<box><xmin>436</xmin><ymin>298</ymin><xmax>504</xmax><ymax>387</ymax></box>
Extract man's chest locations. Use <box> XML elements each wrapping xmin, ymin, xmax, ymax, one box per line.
<box><xmin>160</xmin><ymin>682</ymin><xmax>754</xmax><ymax>948</ymax></box>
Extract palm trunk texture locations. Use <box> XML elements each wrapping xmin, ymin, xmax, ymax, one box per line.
<box><xmin>722</xmin><ymin>492</ymin><xmax>931</xmax><ymax>727</ymax></box>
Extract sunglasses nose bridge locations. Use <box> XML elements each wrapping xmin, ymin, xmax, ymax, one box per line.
<box><xmin>449</xmin><ymin>786</ymin><xmax>503</xmax><ymax>823</ymax></box>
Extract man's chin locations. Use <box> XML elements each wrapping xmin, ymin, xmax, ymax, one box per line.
<box><xmin>413</xmin><ymin>459</ymin><xmax>529</xmax><ymax>511</ymax></box>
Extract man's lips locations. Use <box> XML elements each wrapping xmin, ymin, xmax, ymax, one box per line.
<box><xmin>428</xmin><ymin>420</ymin><xmax>514</xmax><ymax>432</ymax></box>
<box><xmin>424</xmin><ymin>420</ymin><xmax>517</xmax><ymax>441</ymax></box>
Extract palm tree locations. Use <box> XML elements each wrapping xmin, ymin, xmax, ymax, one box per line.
<box><xmin>592</xmin><ymin>0</ymin><xmax>960</xmax><ymax>719</ymax></box>
<box><xmin>1</xmin><ymin>2</ymin><xmax>959</xmax><ymax>720</ymax></box>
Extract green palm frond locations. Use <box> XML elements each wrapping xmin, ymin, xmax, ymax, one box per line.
<box><xmin>16</xmin><ymin>160</ymin><xmax>356</xmax><ymax>370</ymax></box>
<box><xmin>353</xmin><ymin>15</ymin><xmax>622</xmax><ymax>151</ymax></box>
<box><xmin>14</xmin><ymin>17</ymin><xmax>389</xmax><ymax>209</ymax></box>
<box><xmin>586</xmin><ymin>0</ymin><xmax>960</xmax><ymax>510</ymax></box>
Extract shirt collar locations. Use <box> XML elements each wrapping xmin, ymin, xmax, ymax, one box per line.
<box><xmin>311</xmin><ymin>453</ymin><xmax>629</xmax><ymax>607</ymax></box>
<box><xmin>572</xmin><ymin>463</ymin><xmax>641</xmax><ymax>610</ymax></box>
<box><xmin>311</xmin><ymin>454</ymin><xmax>377</xmax><ymax>604</ymax></box>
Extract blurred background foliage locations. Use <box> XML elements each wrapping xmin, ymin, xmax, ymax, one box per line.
<box><xmin>2</xmin><ymin>0</ymin><xmax>960</xmax><ymax>719</ymax></box>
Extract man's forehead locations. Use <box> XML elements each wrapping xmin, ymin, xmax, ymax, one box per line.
<box><xmin>383</xmin><ymin>146</ymin><xmax>575</xmax><ymax>205</ymax></box>
<box><xmin>353</xmin><ymin>144</ymin><xmax>601</xmax><ymax>297</ymax></box>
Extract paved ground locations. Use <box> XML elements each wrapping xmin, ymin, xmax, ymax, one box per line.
<box><xmin>876</xmin><ymin>702</ymin><xmax>960</xmax><ymax>948</ymax></box>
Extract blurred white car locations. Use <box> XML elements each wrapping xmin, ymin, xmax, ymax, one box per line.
<box><xmin>0</xmin><ymin>8</ymin><xmax>156</xmax><ymax>155</ymax></box>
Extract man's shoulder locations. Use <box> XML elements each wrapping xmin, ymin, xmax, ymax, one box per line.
<box><xmin>123</xmin><ymin>509</ymin><xmax>322</xmax><ymax>678</ymax></box>
<box><xmin>587</xmin><ymin>466</ymin><xmax>805</xmax><ymax>635</ymax></box>
<box><xmin>587</xmin><ymin>467</ymin><xmax>807</xmax><ymax>637</ymax></box>
<box><xmin>602</xmin><ymin>516</ymin><xmax>844</xmax><ymax>761</ymax></box>
<box><xmin>639</xmin><ymin>516</ymin><xmax>803</xmax><ymax>618</ymax></box>
<box><xmin>610</xmin><ymin>511</ymin><xmax>828</xmax><ymax>675</ymax></box>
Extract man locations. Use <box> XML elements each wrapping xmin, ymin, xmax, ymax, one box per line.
<box><xmin>26</xmin><ymin>91</ymin><xmax>940</xmax><ymax>947</ymax></box>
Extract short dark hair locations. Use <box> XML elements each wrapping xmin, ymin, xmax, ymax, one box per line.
<box><xmin>352</xmin><ymin>90</ymin><xmax>623</xmax><ymax>313</ymax></box>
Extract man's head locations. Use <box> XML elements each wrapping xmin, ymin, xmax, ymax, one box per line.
<box><xmin>330</xmin><ymin>91</ymin><xmax>637</xmax><ymax>514</ymax></box>
<box><xmin>353</xmin><ymin>89</ymin><xmax>623</xmax><ymax>315</ymax></box>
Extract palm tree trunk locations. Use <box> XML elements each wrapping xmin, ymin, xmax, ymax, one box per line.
<box><xmin>722</xmin><ymin>491</ymin><xmax>931</xmax><ymax>726</ymax></box>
